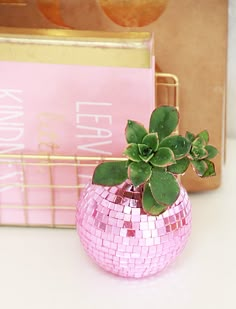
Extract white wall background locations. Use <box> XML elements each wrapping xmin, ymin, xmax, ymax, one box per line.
<box><xmin>228</xmin><ymin>0</ymin><xmax>236</xmax><ymax>138</ymax></box>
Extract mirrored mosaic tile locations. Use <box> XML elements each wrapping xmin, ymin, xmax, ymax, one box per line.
<box><xmin>77</xmin><ymin>180</ymin><xmax>191</xmax><ymax>278</ymax></box>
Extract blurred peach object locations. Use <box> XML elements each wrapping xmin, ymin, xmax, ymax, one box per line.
<box><xmin>99</xmin><ymin>0</ymin><xmax>169</xmax><ymax>27</ymax></box>
<box><xmin>36</xmin><ymin>0</ymin><xmax>69</xmax><ymax>28</ymax></box>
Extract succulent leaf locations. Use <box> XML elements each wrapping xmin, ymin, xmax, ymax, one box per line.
<box><xmin>187</xmin><ymin>153</ymin><xmax>195</xmax><ymax>160</ymax></box>
<box><xmin>205</xmin><ymin>145</ymin><xmax>218</xmax><ymax>159</ymax></box>
<box><xmin>167</xmin><ymin>157</ymin><xmax>190</xmax><ymax>174</ymax></box>
<box><xmin>149</xmin><ymin>106</ymin><xmax>179</xmax><ymax>141</ymax></box>
<box><xmin>139</xmin><ymin>153</ymin><xmax>154</xmax><ymax>163</ymax></box>
<box><xmin>123</xmin><ymin>144</ymin><xmax>141</xmax><ymax>162</ymax></box>
<box><xmin>138</xmin><ymin>144</ymin><xmax>154</xmax><ymax>162</ymax></box>
<box><xmin>198</xmin><ymin>130</ymin><xmax>209</xmax><ymax>144</ymax></box>
<box><xmin>92</xmin><ymin>161</ymin><xmax>128</xmax><ymax>186</ymax></box>
<box><xmin>126</xmin><ymin>160</ymin><xmax>133</xmax><ymax>167</ymax></box>
<box><xmin>138</xmin><ymin>144</ymin><xmax>153</xmax><ymax>156</ymax></box>
<box><xmin>142</xmin><ymin>133</ymin><xmax>159</xmax><ymax>151</ymax></box>
<box><xmin>125</xmin><ymin>120</ymin><xmax>148</xmax><ymax>144</ymax></box>
<box><xmin>202</xmin><ymin>160</ymin><xmax>216</xmax><ymax>177</ymax></box>
<box><xmin>92</xmin><ymin>106</ymin><xmax>218</xmax><ymax>217</ymax></box>
<box><xmin>185</xmin><ymin>131</ymin><xmax>195</xmax><ymax>142</ymax></box>
<box><xmin>191</xmin><ymin>160</ymin><xmax>208</xmax><ymax>177</ymax></box>
<box><xmin>192</xmin><ymin>136</ymin><xmax>206</xmax><ymax>147</ymax></box>
<box><xmin>160</xmin><ymin>135</ymin><xmax>191</xmax><ymax>159</ymax></box>
<box><xmin>150</xmin><ymin>147</ymin><xmax>176</xmax><ymax>167</ymax></box>
<box><xmin>191</xmin><ymin>146</ymin><xmax>208</xmax><ymax>160</ymax></box>
<box><xmin>150</xmin><ymin>167</ymin><xmax>180</xmax><ymax>206</ymax></box>
<box><xmin>142</xmin><ymin>182</ymin><xmax>167</xmax><ymax>215</ymax></box>
<box><xmin>128</xmin><ymin>161</ymin><xmax>152</xmax><ymax>187</ymax></box>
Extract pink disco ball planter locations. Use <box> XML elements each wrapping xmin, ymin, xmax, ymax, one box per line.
<box><xmin>76</xmin><ymin>180</ymin><xmax>191</xmax><ymax>278</ymax></box>
<box><xmin>76</xmin><ymin>105</ymin><xmax>218</xmax><ymax>278</ymax></box>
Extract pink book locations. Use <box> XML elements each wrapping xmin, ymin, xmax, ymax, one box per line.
<box><xmin>0</xmin><ymin>28</ymin><xmax>155</xmax><ymax>227</ymax></box>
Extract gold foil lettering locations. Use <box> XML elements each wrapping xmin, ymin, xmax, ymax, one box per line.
<box><xmin>37</xmin><ymin>112</ymin><xmax>63</xmax><ymax>152</ymax></box>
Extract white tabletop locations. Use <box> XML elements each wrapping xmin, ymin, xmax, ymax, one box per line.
<box><xmin>0</xmin><ymin>138</ymin><xmax>235</xmax><ymax>309</ymax></box>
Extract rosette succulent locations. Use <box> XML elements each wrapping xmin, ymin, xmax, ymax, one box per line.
<box><xmin>92</xmin><ymin>106</ymin><xmax>218</xmax><ymax>216</ymax></box>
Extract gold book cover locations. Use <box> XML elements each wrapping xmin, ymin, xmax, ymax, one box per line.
<box><xmin>0</xmin><ymin>27</ymin><xmax>155</xmax><ymax>227</ymax></box>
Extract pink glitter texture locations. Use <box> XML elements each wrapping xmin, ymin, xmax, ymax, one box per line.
<box><xmin>76</xmin><ymin>180</ymin><xmax>191</xmax><ymax>278</ymax></box>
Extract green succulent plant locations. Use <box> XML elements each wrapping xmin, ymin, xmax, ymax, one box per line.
<box><xmin>92</xmin><ymin>106</ymin><xmax>218</xmax><ymax>216</ymax></box>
